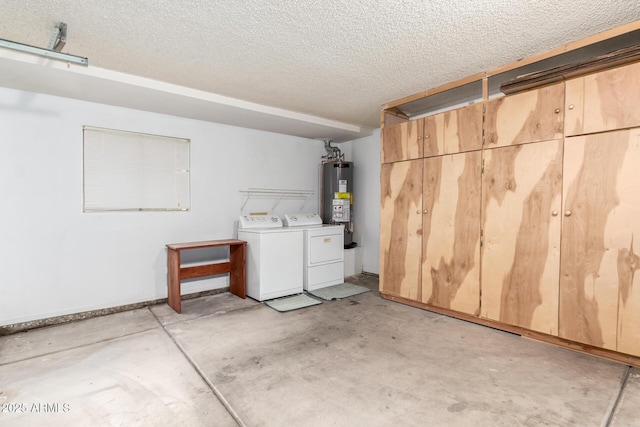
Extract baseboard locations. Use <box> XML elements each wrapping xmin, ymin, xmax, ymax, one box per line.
<box><xmin>0</xmin><ymin>287</ymin><xmax>230</xmax><ymax>336</ymax></box>
<box><xmin>380</xmin><ymin>291</ymin><xmax>640</xmax><ymax>368</ymax></box>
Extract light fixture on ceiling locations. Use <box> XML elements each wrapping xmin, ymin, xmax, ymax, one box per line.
<box><xmin>0</xmin><ymin>22</ymin><xmax>88</xmax><ymax>66</ymax></box>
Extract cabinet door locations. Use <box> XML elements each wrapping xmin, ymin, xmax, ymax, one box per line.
<box><xmin>485</xmin><ymin>83</ymin><xmax>564</xmax><ymax>149</ymax></box>
<box><xmin>422</xmin><ymin>103</ymin><xmax>483</xmax><ymax>157</ymax></box>
<box><xmin>560</xmin><ymin>128</ymin><xmax>640</xmax><ymax>356</ymax></box>
<box><xmin>381</xmin><ymin>119</ymin><xmax>423</xmax><ymax>163</ymax></box>
<box><xmin>565</xmin><ymin>62</ymin><xmax>640</xmax><ymax>137</ymax></box>
<box><xmin>443</xmin><ymin>103</ymin><xmax>483</xmax><ymax>154</ymax></box>
<box><xmin>423</xmin><ymin>114</ymin><xmax>445</xmax><ymax>157</ymax></box>
<box><xmin>380</xmin><ymin>160</ymin><xmax>423</xmax><ymax>300</ymax></box>
<box><xmin>481</xmin><ymin>140</ymin><xmax>563</xmax><ymax>334</ymax></box>
<box><xmin>422</xmin><ymin>152</ymin><xmax>481</xmax><ymax>315</ymax></box>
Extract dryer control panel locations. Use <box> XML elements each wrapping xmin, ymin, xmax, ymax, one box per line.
<box><xmin>283</xmin><ymin>213</ymin><xmax>323</xmax><ymax>227</ymax></box>
<box><xmin>238</xmin><ymin>215</ymin><xmax>283</xmax><ymax>229</ymax></box>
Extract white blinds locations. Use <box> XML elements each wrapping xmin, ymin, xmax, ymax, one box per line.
<box><xmin>83</xmin><ymin>126</ymin><xmax>190</xmax><ymax>212</ymax></box>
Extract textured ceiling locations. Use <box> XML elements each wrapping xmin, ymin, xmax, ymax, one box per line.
<box><xmin>1</xmin><ymin>1</ymin><xmax>639</xmax><ymax>140</ymax></box>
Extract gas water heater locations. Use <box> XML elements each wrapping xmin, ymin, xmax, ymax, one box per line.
<box><xmin>320</xmin><ymin>141</ymin><xmax>356</xmax><ymax>249</ymax></box>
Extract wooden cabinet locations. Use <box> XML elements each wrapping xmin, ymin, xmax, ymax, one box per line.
<box><xmin>380</xmin><ymin>150</ymin><xmax>482</xmax><ymax>313</ymax></box>
<box><xmin>443</xmin><ymin>103</ymin><xmax>484</xmax><ymax>154</ymax></box>
<box><xmin>380</xmin><ymin>160</ymin><xmax>423</xmax><ymax>299</ymax></box>
<box><xmin>422</xmin><ymin>114</ymin><xmax>443</xmax><ymax>157</ymax></box>
<box><xmin>381</xmin><ymin>103</ymin><xmax>483</xmax><ymax>163</ymax></box>
<box><xmin>559</xmin><ymin>127</ymin><xmax>640</xmax><ymax>356</ymax></box>
<box><xmin>565</xmin><ymin>61</ymin><xmax>640</xmax><ymax>137</ymax></box>
<box><xmin>381</xmin><ymin>119</ymin><xmax>423</xmax><ymax>163</ymax></box>
<box><xmin>380</xmin><ymin>104</ymin><xmax>484</xmax><ymax>304</ymax></box>
<box><xmin>485</xmin><ymin>83</ymin><xmax>564</xmax><ymax>149</ymax></box>
<box><xmin>422</xmin><ymin>151</ymin><xmax>482</xmax><ymax>315</ymax></box>
<box><xmin>480</xmin><ymin>125</ymin><xmax>640</xmax><ymax>352</ymax></box>
<box><xmin>481</xmin><ymin>85</ymin><xmax>565</xmax><ymax>333</ymax></box>
<box><xmin>481</xmin><ymin>140</ymin><xmax>563</xmax><ymax>334</ymax></box>
<box><xmin>380</xmin><ymin>59</ymin><xmax>640</xmax><ymax>365</ymax></box>
<box><xmin>423</xmin><ymin>103</ymin><xmax>483</xmax><ymax>157</ymax></box>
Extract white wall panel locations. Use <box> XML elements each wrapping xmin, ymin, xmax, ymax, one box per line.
<box><xmin>0</xmin><ymin>88</ymin><xmax>325</xmax><ymax>325</ymax></box>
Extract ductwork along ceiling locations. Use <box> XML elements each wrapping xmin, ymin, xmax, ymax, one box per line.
<box><xmin>1</xmin><ymin>1</ymin><xmax>639</xmax><ymax>141</ymax></box>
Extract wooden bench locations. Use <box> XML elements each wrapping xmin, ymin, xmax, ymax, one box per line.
<box><xmin>166</xmin><ymin>239</ymin><xmax>247</xmax><ymax>313</ymax></box>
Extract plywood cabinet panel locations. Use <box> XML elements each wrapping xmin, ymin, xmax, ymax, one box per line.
<box><xmin>380</xmin><ymin>160</ymin><xmax>423</xmax><ymax>299</ymax></box>
<box><xmin>485</xmin><ymin>83</ymin><xmax>564</xmax><ymax>149</ymax></box>
<box><xmin>421</xmin><ymin>152</ymin><xmax>481</xmax><ymax>315</ymax></box>
<box><xmin>381</xmin><ymin>119</ymin><xmax>423</xmax><ymax>163</ymax></box>
<box><xmin>560</xmin><ymin>128</ymin><xmax>640</xmax><ymax>356</ymax></box>
<box><xmin>481</xmin><ymin>140</ymin><xmax>563</xmax><ymax>334</ymax></box>
<box><xmin>565</xmin><ymin>61</ymin><xmax>640</xmax><ymax>136</ymax></box>
<box><xmin>564</xmin><ymin>78</ymin><xmax>585</xmax><ymax>137</ymax></box>
<box><xmin>443</xmin><ymin>103</ymin><xmax>483</xmax><ymax>154</ymax></box>
<box><xmin>423</xmin><ymin>114</ymin><xmax>445</xmax><ymax>157</ymax></box>
<box><xmin>422</xmin><ymin>103</ymin><xmax>483</xmax><ymax>157</ymax></box>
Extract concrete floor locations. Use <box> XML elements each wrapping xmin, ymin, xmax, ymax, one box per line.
<box><xmin>1</xmin><ymin>274</ymin><xmax>638</xmax><ymax>426</ymax></box>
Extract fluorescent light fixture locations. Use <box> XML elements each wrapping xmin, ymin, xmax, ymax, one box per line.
<box><xmin>0</xmin><ymin>38</ymin><xmax>88</xmax><ymax>66</ymax></box>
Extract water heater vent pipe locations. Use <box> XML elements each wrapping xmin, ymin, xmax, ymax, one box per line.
<box><xmin>322</xmin><ymin>139</ymin><xmax>344</xmax><ymax>162</ymax></box>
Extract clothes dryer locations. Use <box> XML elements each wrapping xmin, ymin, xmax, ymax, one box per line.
<box><xmin>284</xmin><ymin>213</ymin><xmax>344</xmax><ymax>291</ymax></box>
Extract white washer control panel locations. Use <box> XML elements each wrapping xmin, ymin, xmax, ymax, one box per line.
<box><xmin>239</xmin><ymin>215</ymin><xmax>283</xmax><ymax>229</ymax></box>
<box><xmin>283</xmin><ymin>213</ymin><xmax>323</xmax><ymax>227</ymax></box>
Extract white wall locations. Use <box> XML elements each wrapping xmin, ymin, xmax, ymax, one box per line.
<box><xmin>341</xmin><ymin>129</ymin><xmax>380</xmax><ymax>274</ymax></box>
<box><xmin>0</xmin><ymin>88</ymin><xmax>326</xmax><ymax>326</ymax></box>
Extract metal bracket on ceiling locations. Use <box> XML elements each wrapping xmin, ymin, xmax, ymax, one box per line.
<box><xmin>48</xmin><ymin>22</ymin><xmax>67</xmax><ymax>52</ymax></box>
<box><xmin>0</xmin><ymin>21</ymin><xmax>87</xmax><ymax>66</ymax></box>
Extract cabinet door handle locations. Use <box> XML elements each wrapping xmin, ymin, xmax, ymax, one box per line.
<box><xmin>423</xmin><ymin>209</ymin><xmax>429</xmax><ymax>214</ymax></box>
<box><xmin>551</xmin><ymin>210</ymin><xmax>559</xmax><ymax>216</ymax></box>
<box><xmin>416</xmin><ymin>210</ymin><xmax>421</xmax><ymax>214</ymax></box>
<box><xmin>568</xmin><ymin>104</ymin><xmax>575</xmax><ymax>110</ymax></box>
<box><xmin>554</xmin><ymin>108</ymin><xmax>560</xmax><ymax>114</ymax></box>
<box><xmin>564</xmin><ymin>210</ymin><xmax>572</xmax><ymax>217</ymax></box>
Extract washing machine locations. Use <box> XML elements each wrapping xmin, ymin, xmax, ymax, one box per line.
<box><xmin>283</xmin><ymin>213</ymin><xmax>344</xmax><ymax>291</ymax></box>
<box><xmin>238</xmin><ymin>215</ymin><xmax>303</xmax><ymax>301</ymax></box>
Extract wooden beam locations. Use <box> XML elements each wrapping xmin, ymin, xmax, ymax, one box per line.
<box><xmin>500</xmin><ymin>45</ymin><xmax>640</xmax><ymax>94</ymax></box>
<box><xmin>385</xmin><ymin>107</ymin><xmax>409</xmax><ymax>120</ymax></box>
<box><xmin>487</xmin><ymin>20</ymin><xmax>640</xmax><ymax>78</ymax></box>
<box><xmin>383</xmin><ymin>71</ymin><xmax>486</xmax><ymax>110</ymax></box>
<box><xmin>382</xmin><ymin>107</ymin><xmax>410</xmax><ymax>128</ymax></box>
